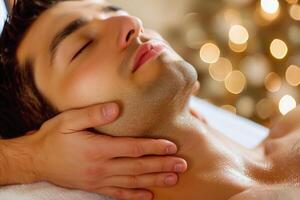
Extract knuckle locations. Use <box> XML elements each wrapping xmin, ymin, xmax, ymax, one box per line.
<box><xmin>127</xmin><ymin>176</ymin><xmax>139</xmax><ymax>188</ymax></box>
<box><xmin>131</xmin><ymin>144</ymin><xmax>144</xmax><ymax>157</ymax></box>
<box><xmin>85</xmin><ymin>165</ymin><xmax>107</xmax><ymax>178</ymax></box>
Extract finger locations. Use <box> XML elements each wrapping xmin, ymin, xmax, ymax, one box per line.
<box><xmin>101</xmin><ymin>138</ymin><xmax>178</xmax><ymax>158</ymax></box>
<box><xmin>52</xmin><ymin>103</ymin><xmax>119</xmax><ymax>133</ymax></box>
<box><xmin>106</xmin><ymin>156</ymin><xmax>187</xmax><ymax>176</ymax></box>
<box><xmin>95</xmin><ymin>187</ymin><xmax>153</xmax><ymax>200</ymax></box>
<box><xmin>101</xmin><ymin>173</ymin><xmax>178</xmax><ymax>188</ymax></box>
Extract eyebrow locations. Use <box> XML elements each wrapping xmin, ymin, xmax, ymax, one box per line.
<box><xmin>49</xmin><ymin>5</ymin><xmax>123</xmax><ymax>64</ymax></box>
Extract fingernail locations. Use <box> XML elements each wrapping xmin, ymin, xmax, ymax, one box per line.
<box><xmin>174</xmin><ymin>163</ymin><xmax>186</xmax><ymax>172</ymax></box>
<box><xmin>102</xmin><ymin>103</ymin><xmax>117</xmax><ymax>118</ymax></box>
<box><xmin>165</xmin><ymin>175</ymin><xmax>177</xmax><ymax>186</ymax></box>
<box><xmin>166</xmin><ymin>144</ymin><xmax>177</xmax><ymax>154</ymax></box>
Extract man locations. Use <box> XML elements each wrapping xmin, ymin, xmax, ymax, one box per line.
<box><xmin>1</xmin><ymin>0</ymin><xmax>300</xmax><ymax>199</ymax></box>
<box><xmin>0</xmin><ymin>1</ymin><xmax>189</xmax><ymax>200</ymax></box>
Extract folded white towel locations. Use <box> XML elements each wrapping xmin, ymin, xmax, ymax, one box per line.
<box><xmin>0</xmin><ymin>182</ymin><xmax>115</xmax><ymax>200</ymax></box>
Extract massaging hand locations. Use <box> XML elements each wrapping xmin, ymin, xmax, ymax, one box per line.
<box><xmin>228</xmin><ymin>185</ymin><xmax>300</xmax><ymax>200</ymax></box>
<box><xmin>27</xmin><ymin>103</ymin><xmax>187</xmax><ymax>200</ymax></box>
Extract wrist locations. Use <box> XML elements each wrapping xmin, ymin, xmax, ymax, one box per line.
<box><xmin>0</xmin><ymin>134</ymin><xmax>42</xmax><ymax>185</ymax></box>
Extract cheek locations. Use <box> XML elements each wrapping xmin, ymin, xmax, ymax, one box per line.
<box><xmin>57</xmin><ymin>63</ymin><xmax>120</xmax><ymax>110</ymax></box>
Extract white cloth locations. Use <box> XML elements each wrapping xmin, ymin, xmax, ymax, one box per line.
<box><xmin>0</xmin><ymin>97</ymin><xmax>269</xmax><ymax>199</ymax></box>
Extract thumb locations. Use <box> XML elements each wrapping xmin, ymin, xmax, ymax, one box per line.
<box><xmin>48</xmin><ymin>102</ymin><xmax>119</xmax><ymax>133</ymax></box>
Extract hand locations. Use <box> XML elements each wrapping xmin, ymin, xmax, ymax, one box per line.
<box><xmin>228</xmin><ymin>185</ymin><xmax>300</xmax><ymax>200</ymax></box>
<box><xmin>28</xmin><ymin>103</ymin><xmax>187</xmax><ymax>200</ymax></box>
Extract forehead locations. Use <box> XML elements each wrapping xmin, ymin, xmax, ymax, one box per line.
<box><xmin>17</xmin><ymin>0</ymin><xmax>108</xmax><ymax>65</ymax></box>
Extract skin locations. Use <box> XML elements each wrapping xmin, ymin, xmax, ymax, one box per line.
<box><xmin>17</xmin><ymin>0</ymin><xmax>300</xmax><ymax>199</ymax></box>
<box><xmin>0</xmin><ymin>102</ymin><xmax>189</xmax><ymax>200</ymax></box>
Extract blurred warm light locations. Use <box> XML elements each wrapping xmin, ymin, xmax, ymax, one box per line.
<box><xmin>228</xmin><ymin>40</ymin><xmax>248</xmax><ymax>53</ymax></box>
<box><xmin>241</xmin><ymin>55</ymin><xmax>270</xmax><ymax>87</ymax></box>
<box><xmin>288</xmin><ymin>25</ymin><xmax>300</xmax><ymax>44</ymax></box>
<box><xmin>185</xmin><ymin>28</ymin><xmax>205</xmax><ymax>49</ymax></box>
<box><xmin>256</xmin><ymin>98</ymin><xmax>274</xmax><ymax>119</ymax></box>
<box><xmin>256</xmin><ymin>4</ymin><xmax>280</xmax><ymax>24</ymax></box>
<box><xmin>286</xmin><ymin>65</ymin><xmax>300</xmax><ymax>86</ymax></box>
<box><xmin>225</xmin><ymin>71</ymin><xmax>247</xmax><ymax>94</ymax></box>
<box><xmin>209</xmin><ymin>57</ymin><xmax>233</xmax><ymax>81</ymax></box>
<box><xmin>204</xmin><ymin>78</ymin><xmax>227</xmax><ymax>97</ymax></box>
<box><xmin>289</xmin><ymin>4</ymin><xmax>300</xmax><ymax>21</ymax></box>
<box><xmin>224</xmin><ymin>0</ymin><xmax>253</xmax><ymax>6</ymax></box>
<box><xmin>279</xmin><ymin>95</ymin><xmax>297</xmax><ymax>115</ymax></box>
<box><xmin>221</xmin><ymin>105</ymin><xmax>237</xmax><ymax>114</ymax></box>
<box><xmin>236</xmin><ymin>96</ymin><xmax>255</xmax><ymax>117</ymax></box>
<box><xmin>270</xmin><ymin>39</ymin><xmax>288</xmax><ymax>59</ymax></box>
<box><xmin>199</xmin><ymin>42</ymin><xmax>221</xmax><ymax>64</ymax></box>
<box><xmin>229</xmin><ymin>25</ymin><xmax>249</xmax><ymax>45</ymax></box>
<box><xmin>260</xmin><ymin>0</ymin><xmax>279</xmax><ymax>14</ymax></box>
<box><xmin>265</xmin><ymin>72</ymin><xmax>282</xmax><ymax>92</ymax></box>
<box><xmin>286</xmin><ymin>0</ymin><xmax>298</xmax><ymax>4</ymax></box>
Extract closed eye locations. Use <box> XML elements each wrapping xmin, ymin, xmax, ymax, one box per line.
<box><xmin>71</xmin><ymin>40</ymin><xmax>93</xmax><ymax>61</ymax></box>
<box><xmin>104</xmin><ymin>5</ymin><xmax>123</xmax><ymax>12</ymax></box>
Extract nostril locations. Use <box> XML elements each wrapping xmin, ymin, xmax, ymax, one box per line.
<box><xmin>126</xmin><ymin>29</ymin><xmax>135</xmax><ymax>42</ymax></box>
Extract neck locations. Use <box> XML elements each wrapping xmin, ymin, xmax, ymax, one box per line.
<box><xmin>147</xmin><ymin>98</ymin><xmax>263</xmax><ymax>200</ymax></box>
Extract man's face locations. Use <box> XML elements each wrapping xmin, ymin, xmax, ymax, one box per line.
<box><xmin>17</xmin><ymin>0</ymin><xmax>197</xmax><ymax>135</ymax></box>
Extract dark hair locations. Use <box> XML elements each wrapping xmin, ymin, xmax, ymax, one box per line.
<box><xmin>0</xmin><ymin>0</ymin><xmax>60</xmax><ymax>138</ymax></box>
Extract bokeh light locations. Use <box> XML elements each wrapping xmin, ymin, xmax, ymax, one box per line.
<box><xmin>289</xmin><ymin>4</ymin><xmax>300</xmax><ymax>21</ymax></box>
<box><xmin>279</xmin><ymin>95</ymin><xmax>297</xmax><ymax>115</ymax></box>
<box><xmin>241</xmin><ymin>55</ymin><xmax>270</xmax><ymax>87</ymax></box>
<box><xmin>221</xmin><ymin>105</ymin><xmax>237</xmax><ymax>114</ymax></box>
<box><xmin>264</xmin><ymin>72</ymin><xmax>282</xmax><ymax>92</ymax></box>
<box><xmin>288</xmin><ymin>25</ymin><xmax>300</xmax><ymax>44</ymax></box>
<box><xmin>199</xmin><ymin>42</ymin><xmax>221</xmax><ymax>64</ymax></box>
<box><xmin>225</xmin><ymin>71</ymin><xmax>247</xmax><ymax>94</ymax></box>
<box><xmin>228</xmin><ymin>40</ymin><xmax>248</xmax><ymax>53</ymax></box>
<box><xmin>286</xmin><ymin>65</ymin><xmax>300</xmax><ymax>86</ymax></box>
<box><xmin>236</xmin><ymin>96</ymin><xmax>255</xmax><ymax>117</ymax></box>
<box><xmin>185</xmin><ymin>28</ymin><xmax>206</xmax><ymax>49</ymax></box>
<box><xmin>209</xmin><ymin>57</ymin><xmax>233</xmax><ymax>81</ymax></box>
<box><xmin>260</xmin><ymin>0</ymin><xmax>279</xmax><ymax>14</ymax></box>
<box><xmin>286</xmin><ymin>0</ymin><xmax>298</xmax><ymax>4</ymax></box>
<box><xmin>256</xmin><ymin>98</ymin><xmax>275</xmax><ymax>119</ymax></box>
<box><xmin>270</xmin><ymin>39</ymin><xmax>288</xmax><ymax>59</ymax></box>
<box><xmin>229</xmin><ymin>25</ymin><xmax>249</xmax><ymax>44</ymax></box>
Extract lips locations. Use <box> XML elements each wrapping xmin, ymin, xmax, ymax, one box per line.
<box><xmin>132</xmin><ymin>42</ymin><xmax>166</xmax><ymax>73</ymax></box>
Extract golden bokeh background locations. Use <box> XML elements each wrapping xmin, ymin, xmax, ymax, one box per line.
<box><xmin>110</xmin><ymin>0</ymin><xmax>299</xmax><ymax>127</ymax></box>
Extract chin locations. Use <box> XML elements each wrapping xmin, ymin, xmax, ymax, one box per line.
<box><xmin>94</xmin><ymin>55</ymin><xmax>198</xmax><ymax>137</ymax></box>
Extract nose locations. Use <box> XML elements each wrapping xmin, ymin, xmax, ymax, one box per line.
<box><xmin>117</xmin><ymin>16</ymin><xmax>143</xmax><ymax>49</ymax></box>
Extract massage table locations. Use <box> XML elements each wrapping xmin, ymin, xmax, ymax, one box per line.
<box><xmin>0</xmin><ymin>97</ymin><xmax>269</xmax><ymax>200</ymax></box>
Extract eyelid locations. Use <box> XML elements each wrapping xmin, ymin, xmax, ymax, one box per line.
<box><xmin>71</xmin><ymin>40</ymin><xmax>93</xmax><ymax>61</ymax></box>
<box><xmin>105</xmin><ymin>5</ymin><xmax>123</xmax><ymax>12</ymax></box>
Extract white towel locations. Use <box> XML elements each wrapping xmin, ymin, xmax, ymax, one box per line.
<box><xmin>0</xmin><ymin>97</ymin><xmax>269</xmax><ymax>199</ymax></box>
